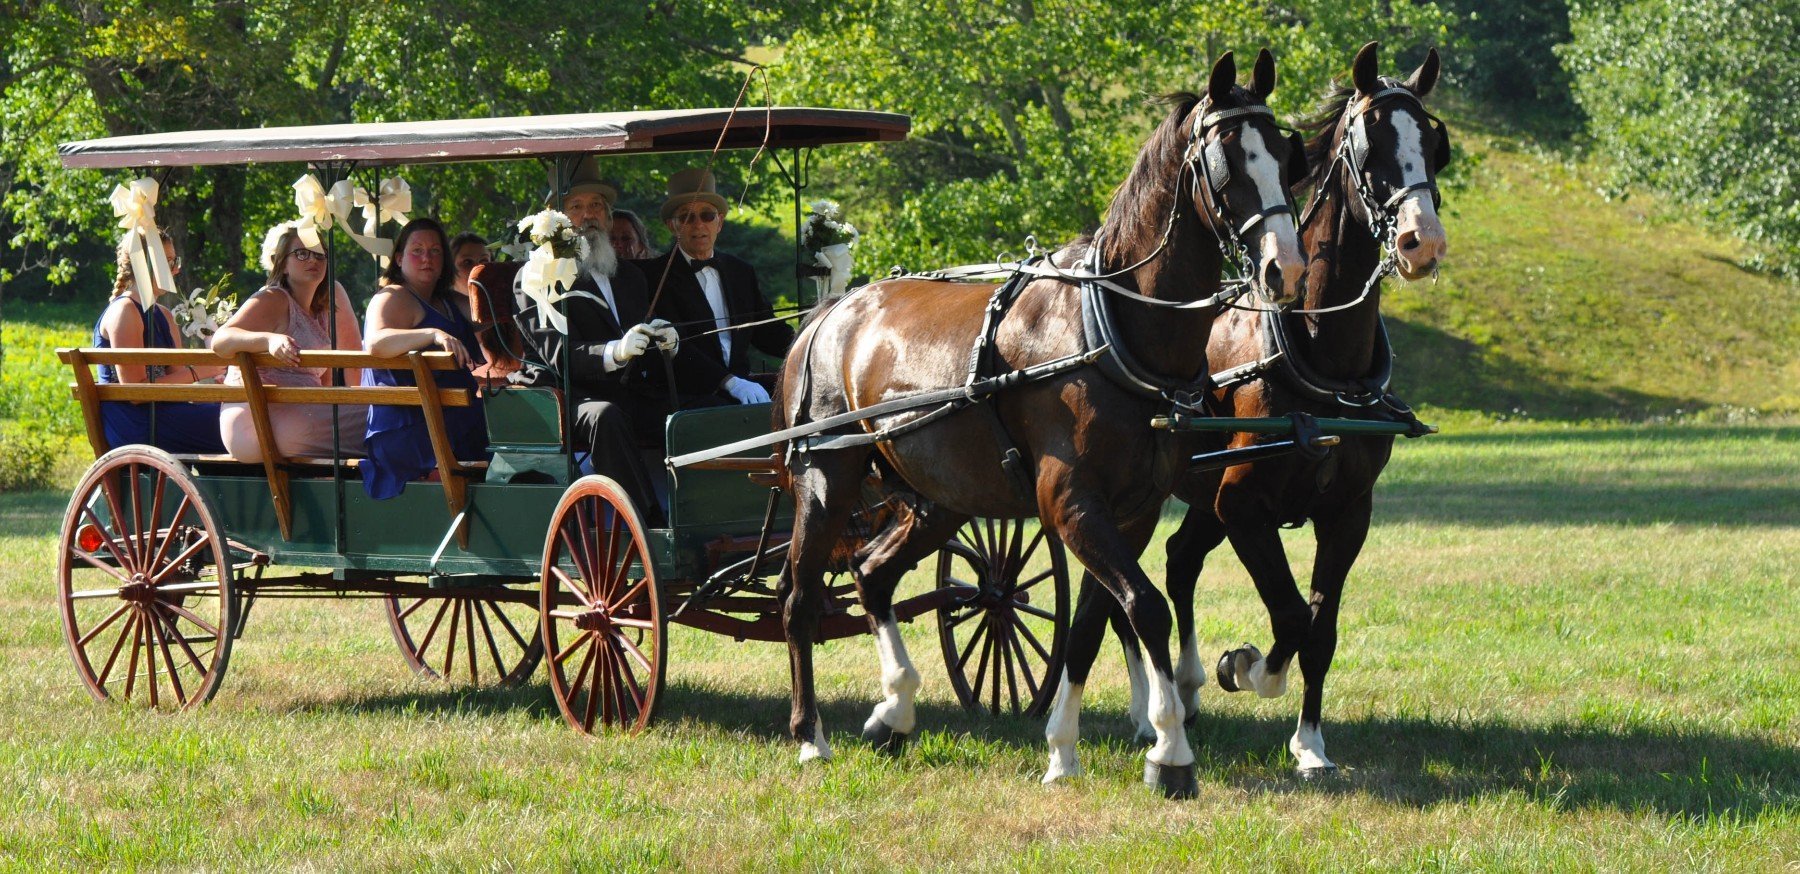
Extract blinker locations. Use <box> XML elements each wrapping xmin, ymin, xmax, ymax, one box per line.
<box><xmin>1286</xmin><ymin>130</ymin><xmax>1308</xmax><ymax>186</ymax></box>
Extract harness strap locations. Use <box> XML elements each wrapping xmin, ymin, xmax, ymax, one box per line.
<box><xmin>1078</xmin><ymin>246</ymin><xmax>1211</xmax><ymax>399</ymax></box>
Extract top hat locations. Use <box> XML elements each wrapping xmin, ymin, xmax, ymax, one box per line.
<box><xmin>659</xmin><ymin>168</ymin><xmax>730</xmax><ymax>223</ymax></box>
<box><xmin>546</xmin><ymin>155</ymin><xmax>619</xmax><ymax>207</ymax></box>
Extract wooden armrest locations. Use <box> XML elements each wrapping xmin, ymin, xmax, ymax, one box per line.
<box><xmin>57</xmin><ymin>348</ymin><xmax>461</xmax><ymax>370</ymax></box>
<box><xmin>79</xmin><ymin>384</ymin><xmax>473</xmax><ymax>407</ymax></box>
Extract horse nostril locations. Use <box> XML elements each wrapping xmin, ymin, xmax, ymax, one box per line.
<box><xmin>1398</xmin><ymin>231</ymin><xmax>1421</xmax><ymax>252</ymax></box>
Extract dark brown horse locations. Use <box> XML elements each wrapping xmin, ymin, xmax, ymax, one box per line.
<box><xmin>773</xmin><ymin>50</ymin><xmax>1308</xmax><ymax>797</ymax></box>
<box><xmin>1103</xmin><ymin>42</ymin><xmax>1451</xmax><ymax>777</ymax></box>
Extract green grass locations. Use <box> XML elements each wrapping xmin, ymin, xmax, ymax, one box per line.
<box><xmin>1</xmin><ymin>422</ymin><xmax>1795</xmax><ymax>869</ymax></box>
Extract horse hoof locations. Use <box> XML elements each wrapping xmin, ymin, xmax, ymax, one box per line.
<box><xmin>1143</xmin><ymin>762</ymin><xmax>1199</xmax><ymax>799</ymax></box>
<box><xmin>1215</xmin><ymin>644</ymin><xmax>1261</xmax><ymax>693</ymax></box>
<box><xmin>1297</xmin><ymin>764</ymin><xmax>1340</xmax><ymax>782</ymax></box>
<box><xmin>861</xmin><ymin>720</ymin><xmax>910</xmax><ymax>756</ymax></box>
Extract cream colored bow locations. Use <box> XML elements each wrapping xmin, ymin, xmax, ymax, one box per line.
<box><xmin>291</xmin><ymin>174</ymin><xmax>334</xmax><ymax>250</ymax></box>
<box><xmin>326</xmin><ymin>179</ymin><xmax>393</xmax><ymax>262</ymax></box>
<box><xmin>518</xmin><ymin>245</ymin><xmax>581</xmax><ymax>334</ymax></box>
<box><xmin>109</xmin><ymin>177</ymin><xmax>178</xmax><ymax>308</ymax></box>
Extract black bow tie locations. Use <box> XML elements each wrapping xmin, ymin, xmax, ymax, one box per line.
<box><xmin>688</xmin><ymin>257</ymin><xmax>718</xmax><ymax>273</ymax></box>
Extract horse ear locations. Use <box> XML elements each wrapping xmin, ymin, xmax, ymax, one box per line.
<box><xmin>1208</xmin><ymin>51</ymin><xmax>1238</xmax><ymax>106</ymax></box>
<box><xmin>1352</xmin><ymin>41</ymin><xmax>1380</xmax><ymax>95</ymax></box>
<box><xmin>1432</xmin><ymin>118</ymin><xmax>1453</xmax><ymax>173</ymax></box>
<box><xmin>1288</xmin><ymin>131</ymin><xmax>1309</xmax><ymax>187</ymax></box>
<box><xmin>1251</xmin><ymin>48</ymin><xmax>1277</xmax><ymax>100</ymax></box>
<box><xmin>1407</xmin><ymin>47</ymin><xmax>1441</xmax><ymax>99</ymax></box>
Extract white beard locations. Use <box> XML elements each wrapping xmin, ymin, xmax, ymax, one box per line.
<box><xmin>579</xmin><ymin>229</ymin><xmax>618</xmax><ymax>278</ymax></box>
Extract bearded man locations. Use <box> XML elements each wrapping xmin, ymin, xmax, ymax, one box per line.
<box><xmin>511</xmin><ymin>158</ymin><xmax>677</xmax><ymax>525</ymax></box>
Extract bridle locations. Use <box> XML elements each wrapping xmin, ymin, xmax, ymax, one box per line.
<box><xmin>1184</xmin><ymin>102</ymin><xmax>1303</xmax><ymax>288</ymax></box>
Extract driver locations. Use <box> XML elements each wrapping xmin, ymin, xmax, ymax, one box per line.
<box><xmin>512</xmin><ymin>158</ymin><xmax>677</xmax><ymax>525</ymax></box>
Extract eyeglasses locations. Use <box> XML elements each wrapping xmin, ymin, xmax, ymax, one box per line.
<box><xmin>289</xmin><ymin>249</ymin><xmax>327</xmax><ymax>263</ymax></box>
<box><xmin>675</xmin><ymin>209</ymin><xmax>719</xmax><ymax>225</ymax></box>
<box><xmin>456</xmin><ymin>257</ymin><xmax>488</xmax><ymax>270</ymax></box>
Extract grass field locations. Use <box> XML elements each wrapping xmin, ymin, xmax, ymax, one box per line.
<box><xmin>1</xmin><ymin>421</ymin><xmax>1794</xmax><ymax>869</ymax></box>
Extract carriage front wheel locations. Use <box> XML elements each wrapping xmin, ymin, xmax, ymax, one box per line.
<box><xmin>57</xmin><ymin>446</ymin><xmax>236</xmax><ymax>710</ymax></box>
<box><xmin>540</xmin><ymin>476</ymin><xmax>665</xmax><ymax>734</ymax></box>
<box><xmin>935</xmin><ymin>518</ymin><xmax>1069</xmax><ymax>718</ymax></box>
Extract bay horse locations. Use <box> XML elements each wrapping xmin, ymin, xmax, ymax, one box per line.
<box><xmin>1104</xmin><ymin>42</ymin><xmax>1451</xmax><ymax>778</ymax></box>
<box><xmin>774</xmin><ymin>49</ymin><xmax>1309</xmax><ymax>798</ymax></box>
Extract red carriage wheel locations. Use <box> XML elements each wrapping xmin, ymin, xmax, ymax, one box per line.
<box><xmin>383</xmin><ymin>589</ymin><xmax>543</xmax><ymax>687</ymax></box>
<box><xmin>936</xmin><ymin>517</ymin><xmax>1069</xmax><ymax>718</ymax></box>
<box><xmin>57</xmin><ymin>447</ymin><xmax>236</xmax><ymax>710</ymax></box>
<box><xmin>540</xmin><ymin>476</ymin><xmax>665</xmax><ymax>734</ymax></box>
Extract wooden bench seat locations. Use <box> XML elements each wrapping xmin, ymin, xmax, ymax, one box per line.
<box><xmin>61</xmin><ymin>347</ymin><xmax>484</xmax><ymax>543</ymax></box>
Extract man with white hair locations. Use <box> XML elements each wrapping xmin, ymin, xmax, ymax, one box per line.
<box><xmin>511</xmin><ymin>158</ymin><xmax>677</xmax><ymax>525</ymax></box>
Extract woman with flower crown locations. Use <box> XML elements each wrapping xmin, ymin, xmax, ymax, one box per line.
<box><xmin>210</xmin><ymin>223</ymin><xmax>367</xmax><ymax>461</ymax></box>
<box><xmin>91</xmin><ymin>230</ymin><xmax>229</xmax><ymax>453</ymax></box>
<box><xmin>360</xmin><ymin>217</ymin><xmax>489</xmax><ymax>499</ymax></box>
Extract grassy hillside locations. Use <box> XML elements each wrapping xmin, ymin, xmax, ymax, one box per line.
<box><xmin>1388</xmin><ymin>118</ymin><xmax>1800</xmax><ymax>420</ymax></box>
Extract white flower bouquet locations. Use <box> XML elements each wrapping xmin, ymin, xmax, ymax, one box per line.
<box><xmin>800</xmin><ymin>199</ymin><xmax>859</xmax><ymax>297</ymax></box>
<box><xmin>173</xmin><ymin>273</ymin><xmax>239</xmax><ymax>343</ymax></box>
<box><xmin>514</xmin><ymin>209</ymin><xmax>587</xmax><ymax>333</ymax></box>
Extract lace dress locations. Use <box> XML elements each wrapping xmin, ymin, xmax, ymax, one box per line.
<box><xmin>218</xmin><ymin>287</ymin><xmax>367</xmax><ymax>461</ymax></box>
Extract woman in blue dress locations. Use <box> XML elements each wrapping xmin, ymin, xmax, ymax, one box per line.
<box><xmin>93</xmin><ymin>231</ymin><xmax>228</xmax><ymax>454</ymax></box>
<box><xmin>361</xmin><ymin>217</ymin><xmax>489</xmax><ymax>499</ymax></box>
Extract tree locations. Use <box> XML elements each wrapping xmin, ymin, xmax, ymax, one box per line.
<box><xmin>1561</xmin><ymin>0</ymin><xmax>1800</xmax><ymax>274</ymax></box>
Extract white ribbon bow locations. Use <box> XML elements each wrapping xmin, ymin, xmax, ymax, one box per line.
<box><xmin>518</xmin><ymin>244</ymin><xmax>581</xmax><ymax>334</ymax></box>
<box><xmin>291</xmin><ymin>174</ymin><xmax>335</xmax><ymax>251</ymax></box>
<box><xmin>109</xmin><ymin>177</ymin><xmax>178</xmax><ymax>308</ymax></box>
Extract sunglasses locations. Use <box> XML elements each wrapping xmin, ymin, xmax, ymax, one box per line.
<box><xmin>289</xmin><ymin>249</ymin><xmax>328</xmax><ymax>263</ymax></box>
<box><xmin>675</xmin><ymin>209</ymin><xmax>719</xmax><ymax>225</ymax></box>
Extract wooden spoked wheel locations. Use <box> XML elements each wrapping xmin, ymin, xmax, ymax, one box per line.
<box><xmin>540</xmin><ymin>476</ymin><xmax>664</xmax><ymax>734</ymax></box>
<box><xmin>383</xmin><ymin>589</ymin><xmax>543</xmax><ymax>687</ymax></box>
<box><xmin>936</xmin><ymin>518</ymin><xmax>1069</xmax><ymax>718</ymax></box>
<box><xmin>57</xmin><ymin>447</ymin><xmax>235</xmax><ymax>710</ymax></box>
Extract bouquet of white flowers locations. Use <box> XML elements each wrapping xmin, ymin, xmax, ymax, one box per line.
<box><xmin>514</xmin><ymin>209</ymin><xmax>587</xmax><ymax>333</ymax></box>
<box><xmin>800</xmin><ymin>199</ymin><xmax>858</xmax><ymax>297</ymax></box>
<box><xmin>172</xmin><ymin>273</ymin><xmax>239</xmax><ymax>343</ymax></box>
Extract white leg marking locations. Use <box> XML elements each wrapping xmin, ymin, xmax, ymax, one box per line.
<box><xmin>1144</xmin><ymin>668</ymin><xmax>1195</xmax><ymax>768</ymax></box>
<box><xmin>1174</xmin><ymin>631</ymin><xmax>1205</xmax><ymax>720</ymax></box>
<box><xmin>798</xmin><ymin>715</ymin><xmax>832</xmax><ymax>764</ymax></box>
<box><xmin>1042</xmin><ymin>673</ymin><xmax>1084</xmax><ymax>784</ymax></box>
<box><xmin>1121</xmin><ymin>644</ymin><xmax>1154</xmax><ymax>743</ymax></box>
<box><xmin>863</xmin><ymin>619</ymin><xmax>921</xmax><ymax>735</ymax></box>
<box><xmin>1290</xmin><ymin>716</ymin><xmax>1335</xmax><ymax>772</ymax></box>
<box><xmin>1246</xmin><ymin>656</ymin><xmax>1289</xmax><ymax>699</ymax></box>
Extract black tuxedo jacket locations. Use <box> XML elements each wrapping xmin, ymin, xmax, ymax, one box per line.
<box><xmin>634</xmin><ymin>250</ymin><xmax>794</xmax><ymax>394</ymax></box>
<box><xmin>513</xmin><ymin>260</ymin><xmax>665</xmax><ymax>403</ymax></box>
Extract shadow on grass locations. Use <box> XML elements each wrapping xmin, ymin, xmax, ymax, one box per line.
<box><xmin>297</xmin><ymin>678</ymin><xmax>1799</xmax><ymax>819</ymax></box>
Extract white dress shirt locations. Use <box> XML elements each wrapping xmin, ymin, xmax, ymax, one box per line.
<box><xmin>681</xmin><ymin>249</ymin><xmax>731</xmax><ymax>364</ymax></box>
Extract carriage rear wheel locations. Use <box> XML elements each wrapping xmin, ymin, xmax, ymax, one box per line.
<box><xmin>57</xmin><ymin>447</ymin><xmax>236</xmax><ymax>710</ymax></box>
<box><xmin>383</xmin><ymin>590</ymin><xmax>543</xmax><ymax>687</ymax></box>
<box><xmin>936</xmin><ymin>518</ymin><xmax>1069</xmax><ymax>718</ymax></box>
<box><xmin>540</xmin><ymin>476</ymin><xmax>665</xmax><ymax>734</ymax></box>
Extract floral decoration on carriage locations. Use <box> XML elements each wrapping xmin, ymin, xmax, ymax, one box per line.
<box><xmin>801</xmin><ymin>199</ymin><xmax>858</xmax><ymax>298</ymax></box>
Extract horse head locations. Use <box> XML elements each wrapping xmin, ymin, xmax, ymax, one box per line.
<box><xmin>1339</xmin><ymin>41</ymin><xmax>1451</xmax><ymax>281</ymax></box>
<box><xmin>1188</xmin><ymin>49</ymin><xmax>1308</xmax><ymax>305</ymax></box>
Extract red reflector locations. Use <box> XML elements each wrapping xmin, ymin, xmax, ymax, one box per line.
<box><xmin>77</xmin><ymin>524</ymin><xmax>106</xmax><ymax>553</ymax></box>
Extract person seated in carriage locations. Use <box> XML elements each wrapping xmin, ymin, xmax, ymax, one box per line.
<box><xmin>361</xmin><ymin>217</ymin><xmax>491</xmax><ymax>499</ymax></box>
<box><xmin>211</xmin><ymin>224</ymin><xmax>367</xmax><ymax>462</ymax></box>
<box><xmin>496</xmin><ymin>159</ymin><xmax>677</xmax><ymax>525</ymax></box>
<box><xmin>91</xmin><ymin>230</ymin><xmax>229</xmax><ymax>453</ymax></box>
<box><xmin>636</xmin><ymin>168</ymin><xmax>794</xmax><ymax>407</ymax></box>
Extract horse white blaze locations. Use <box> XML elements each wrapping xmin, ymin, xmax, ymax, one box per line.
<box><xmin>1241</xmin><ymin>127</ymin><xmax>1305</xmax><ymax>304</ymax></box>
<box><xmin>1145</xmin><ymin>667</ymin><xmax>1194</xmax><ymax>767</ymax></box>
<box><xmin>1174</xmin><ymin>630</ymin><xmax>1205</xmax><ymax>719</ymax></box>
<box><xmin>1121</xmin><ymin>644</ymin><xmax>1154</xmax><ymax>742</ymax></box>
<box><xmin>1042</xmin><ymin>672</ymin><xmax>1084</xmax><ymax>783</ymax></box>
<box><xmin>1388</xmin><ymin>113</ymin><xmax>1447</xmax><ymax>280</ymax></box>
<box><xmin>798</xmin><ymin>715</ymin><xmax>833</xmax><ymax>763</ymax></box>
<box><xmin>864</xmin><ymin>619</ymin><xmax>921</xmax><ymax>735</ymax></box>
<box><xmin>1290</xmin><ymin>716</ymin><xmax>1335</xmax><ymax>772</ymax></box>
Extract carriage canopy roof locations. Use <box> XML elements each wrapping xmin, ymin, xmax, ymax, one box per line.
<box><xmin>58</xmin><ymin>107</ymin><xmax>910</xmax><ymax>170</ymax></box>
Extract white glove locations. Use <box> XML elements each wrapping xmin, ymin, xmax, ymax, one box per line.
<box><xmin>648</xmin><ymin>318</ymin><xmax>680</xmax><ymax>353</ymax></box>
<box><xmin>723</xmin><ymin>374</ymin><xmax>771</xmax><ymax>405</ymax></box>
<box><xmin>610</xmin><ymin>323</ymin><xmax>656</xmax><ymax>365</ymax></box>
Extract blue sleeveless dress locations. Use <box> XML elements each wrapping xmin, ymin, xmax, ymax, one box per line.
<box><xmin>93</xmin><ymin>299</ymin><xmax>227</xmax><ymax>454</ymax></box>
<box><xmin>361</xmin><ymin>293</ymin><xmax>489</xmax><ymax>499</ymax></box>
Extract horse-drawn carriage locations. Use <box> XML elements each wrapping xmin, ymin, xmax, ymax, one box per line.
<box><xmin>55</xmin><ymin>43</ymin><xmax>1448</xmax><ymax>795</ymax></box>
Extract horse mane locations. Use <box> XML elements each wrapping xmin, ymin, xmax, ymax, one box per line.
<box><xmin>1094</xmin><ymin>91</ymin><xmax>1202</xmax><ymax>266</ymax></box>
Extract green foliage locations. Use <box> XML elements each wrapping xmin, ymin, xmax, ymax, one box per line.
<box><xmin>1560</xmin><ymin>0</ymin><xmax>1800</xmax><ymax>274</ymax></box>
<box><xmin>1431</xmin><ymin>0</ymin><xmax>1582</xmax><ymax>136</ymax></box>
